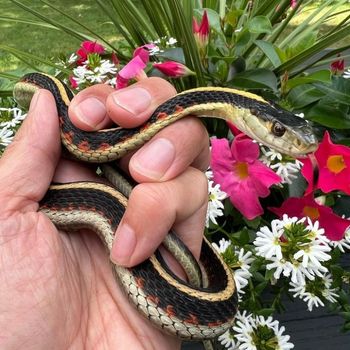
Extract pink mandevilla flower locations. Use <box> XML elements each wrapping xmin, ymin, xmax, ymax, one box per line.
<box><xmin>302</xmin><ymin>131</ymin><xmax>350</xmax><ymax>195</ymax></box>
<box><xmin>210</xmin><ymin>135</ymin><xmax>281</xmax><ymax>220</ymax></box>
<box><xmin>330</xmin><ymin>57</ymin><xmax>345</xmax><ymax>74</ymax></box>
<box><xmin>269</xmin><ymin>194</ymin><xmax>350</xmax><ymax>241</ymax></box>
<box><xmin>153</xmin><ymin>61</ymin><xmax>194</xmax><ymax>78</ymax></box>
<box><xmin>192</xmin><ymin>10</ymin><xmax>209</xmax><ymax>48</ymax></box>
<box><xmin>116</xmin><ymin>46</ymin><xmax>150</xmax><ymax>89</ymax></box>
<box><xmin>290</xmin><ymin>0</ymin><xmax>297</xmax><ymax>9</ymax></box>
<box><xmin>76</xmin><ymin>40</ymin><xmax>105</xmax><ymax>65</ymax></box>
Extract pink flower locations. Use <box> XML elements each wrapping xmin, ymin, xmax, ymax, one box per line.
<box><xmin>211</xmin><ymin>136</ymin><xmax>281</xmax><ymax>220</ymax></box>
<box><xmin>69</xmin><ymin>76</ymin><xmax>78</xmax><ymax>89</ymax></box>
<box><xmin>290</xmin><ymin>0</ymin><xmax>297</xmax><ymax>9</ymax></box>
<box><xmin>330</xmin><ymin>57</ymin><xmax>345</xmax><ymax>74</ymax></box>
<box><xmin>301</xmin><ymin>131</ymin><xmax>350</xmax><ymax>195</ymax></box>
<box><xmin>116</xmin><ymin>55</ymin><xmax>147</xmax><ymax>89</ymax></box>
<box><xmin>192</xmin><ymin>10</ymin><xmax>209</xmax><ymax>49</ymax></box>
<box><xmin>269</xmin><ymin>194</ymin><xmax>350</xmax><ymax>240</ymax></box>
<box><xmin>76</xmin><ymin>41</ymin><xmax>105</xmax><ymax>65</ymax></box>
<box><xmin>153</xmin><ymin>61</ymin><xmax>194</xmax><ymax>78</ymax></box>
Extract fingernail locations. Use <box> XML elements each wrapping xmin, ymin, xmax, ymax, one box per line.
<box><xmin>111</xmin><ymin>223</ymin><xmax>136</xmax><ymax>265</ymax></box>
<box><xmin>131</xmin><ymin>138</ymin><xmax>176</xmax><ymax>180</ymax></box>
<box><xmin>112</xmin><ymin>87</ymin><xmax>151</xmax><ymax>115</ymax></box>
<box><xmin>74</xmin><ymin>97</ymin><xmax>107</xmax><ymax>128</ymax></box>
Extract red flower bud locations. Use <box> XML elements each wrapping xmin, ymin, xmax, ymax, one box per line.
<box><xmin>153</xmin><ymin>61</ymin><xmax>194</xmax><ymax>78</ymax></box>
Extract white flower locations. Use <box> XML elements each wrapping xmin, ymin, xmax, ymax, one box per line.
<box><xmin>270</xmin><ymin>159</ymin><xmax>303</xmax><ymax>184</ymax></box>
<box><xmin>343</xmin><ymin>68</ymin><xmax>350</xmax><ymax>79</ymax></box>
<box><xmin>167</xmin><ymin>37</ymin><xmax>177</xmax><ymax>46</ymax></box>
<box><xmin>0</xmin><ymin>127</ymin><xmax>14</xmax><ymax>147</ymax></box>
<box><xmin>254</xmin><ymin>220</ymin><xmax>284</xmax><ymax>260</ymax></box>
<box><xmin>212</xmin><ymin>238</ymin><xmax>231</xmax><ymax>254</ymax></box>
<box><xmin>205</xmin><ymin>178</ymin><xmax>227</xmax><ymax>227</ymax></box>
<box><xmin>329</xmin><ymin>228</ymin><xmax>350</xmax><ymax>253</ymax></box>
<box><xmin>289</xmin><ymin>273</ymin><xmax>339</xmax><ymax>311</ymax></box>
<box><xmin>255</xmin><ymin>216</ymin><xmax>331</xmax><ymax>284</ymax></box>
<box><xmin>231</xmin><ymin>312</ymin><xmax>294</xmax><ymax>350</ymax></box>
<box><xmin>218</xmin><ymin>329</ymin><xmax>237</xmax><ymax>349</ymax></box>
<box><xmin>68</xmin><ymin>53</ymin><xmax>78</xmax><ymax>64</ymax></box>
<box><xmin>260</xmin><ymin>146</ymin><xmax>302</xmax><ymax>184</ymax></box>
<box><xmin>233</xmin><ymin>249</ymin><xmax>254</xmax><ymax>294</ymax></box>
<box><xmin>0</xmin><ymin>107</ymin><xmax>26</xmax><ymax>128</ymax></box>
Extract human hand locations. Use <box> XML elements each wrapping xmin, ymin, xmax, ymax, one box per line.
<box><xmin>0</xmin><ymin>78</ymin><xmax>209</xmax><ymax>349</ymax></box>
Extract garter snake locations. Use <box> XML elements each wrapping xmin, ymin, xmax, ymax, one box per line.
<box><xmin>14</xmin><ymin>72</ymin><xmax>318</xmax><ymax>341</ymax></box>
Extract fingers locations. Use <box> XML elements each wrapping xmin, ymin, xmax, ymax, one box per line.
<box><xmin>69</xmin><ymin>77</ymin><xmax>209</xmax><ymax>181</ymax></box>
<box><xmin>0</xmin><ymin>90</ymin><xmax>60</xmax><ymax>213</ymax></box>
<box><xmin>110</xmin><ymin>167</ymin><xmax>208</xmax><ymax>267</ymax></box>
<box><xmin>68</xmin><ymin>77</ymin><xmax>176</xmax><ymax>130</ymax></box>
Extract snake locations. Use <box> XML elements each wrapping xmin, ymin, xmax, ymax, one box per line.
<box><xmin>13</xmin><ymin>72</ymin><xmax>318</xmax><ymax>341</ymax></box>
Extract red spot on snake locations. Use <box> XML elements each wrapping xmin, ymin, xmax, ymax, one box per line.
<box><xmin>165</xmin><ymin>305</ymin><xmax>176</xmax><ymax>317</ymax></box>
<box><xmin>78</xmin><ymin>140</ymin><xmax>90</xmax><ymax>151</ymax></box>
<box><xmin>59</xmin><ymin>116</ymin><xmax>65</xmax><ymax>126</ymax></box>
<box><xmin>208</xmin><ymin>320</ymin><xmax>223</xmax><ymax>327</ymax></box>
<box><xmin>184</xmin><ymin>313</ymin><xmax>199</xmax><ymax>325</ymax></box>
<box><xmin>99</xmin><ymin>142</ymin><xmax>111</xmax><ymax>151</ymax></box>
<box><xmin>63</xmin><ymin>131</ymin><xmax>74</xmax><ymax>144</ymax></box>
<box><xmin>175</xmin><ymin>105</ymin><xmax>184</xmax><ymax>113</ymax></box>
<box><xmin>157</xmin><ymin>112</ymin><xmax>168</xmax><ymax>120</ymax></box>
<box><xmin>147</xmin><ymin>295</ymin><xmax>160</xmax><ymax>306</ymax></box>
<box><xmin>135</xmin><ymin>277</ymin><xmax>145</xmax><ymax>288</ymax></box>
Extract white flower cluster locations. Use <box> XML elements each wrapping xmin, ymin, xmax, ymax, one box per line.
<box><xmin>289</xmin><ymin>273</ymin><xmax>339</xmax><ymax>311</ymax></box>
<box><xmin>72</xmin><ymin>59</ymin><xmax>118</xmax><ymax>88</ymax></box>
<box><xmin>254</xmin><ymin>215</ymin><xmax>339</xmax><ymax>311</ymax></box>
<box><xmin>254</xmin><ymin>215</ymin><xmax>331</xmax><ymax>285</ymax></box>
<box><xmin>0</xmin><ymin>107</ymin><xmax>26</xmax><ymax>148</ymax></box>
<box><xmin>149</xmin><ymin>36</ymin><xmax>178</xmax><ymax>55</ymax></box>
<box><xmin>218</xmin><ymin>311</ymin><xmax>294</xmax><ymax>350</ymax></box>
<box><xmin>260</xmin><ymin>146</ymin><xmax>302</xmax><ymax>185</ymax></box>
<box><xmin>205</xmin><ymin>170</ymin><xmax>227</xmax><ymax>227</ymax></box>
<box><xmin>212</xmin><ymin>239</ymin><xmax>253</xmax><ymax>296</ymax></box>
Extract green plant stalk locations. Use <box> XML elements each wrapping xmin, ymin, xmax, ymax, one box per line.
<box><xmin>279</xmin><ymin>0</ymin><xmax>345</xmax><ymax>48</ymax></box>
<box><xmin>0</xmin><ymin>44</ymin><xmax>71</xmax><ymax>75</ymax></box>
<box><xmin>165</xmin><ymin>0</ymin><xmax>205</xmax><ymax>86</ymax></box>
<box><xmin>243</xmin><ymin>0</ymin><xmax>304</xmax><ymax>63</ymax></box>
<box><xmin>95</xmin><ymin>0</ymin><xmax>135</xmax><ymax>51</ymax></box>
<box><xmin>142</xmin><ymin>1</ymin><xmax>168</xmax><ymax>38</ymax></box>
<box><xmin>274</xmin><ymin>24</ymin><xmax>350</xmax><ymax>76</ymax></box>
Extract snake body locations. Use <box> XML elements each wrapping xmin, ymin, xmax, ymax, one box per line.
<box><xmin>14</xmin><ymin>72</ymin><xmax>318</xmax><ymax>340</ymax></box>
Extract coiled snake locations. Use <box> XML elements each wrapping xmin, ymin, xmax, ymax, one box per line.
<box><xmin>14</xmin><ymin>72</ymin><xmax>318</xmax><ymax>341</ymax></box>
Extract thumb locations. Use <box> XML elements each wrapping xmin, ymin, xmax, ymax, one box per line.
<box><xmin>0</xmin><ymin>89</ymin><xmax>61</xmax><ymax>213</ymax></box>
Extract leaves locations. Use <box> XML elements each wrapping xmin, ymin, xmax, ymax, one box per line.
<box><xmin>229</xmin><ymin>68</ymin><xmax>278</xmax><ymax>91</ymax></box>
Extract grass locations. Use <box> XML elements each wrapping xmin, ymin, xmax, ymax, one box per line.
<box><xmin>0</xmin><ymin>0</ymin><xmax>120</xmax><ymax>72</ymax></box>
<box><xmin>0</xmin><ymin>0</ymin><xmax>349</xmax><ymax>74</ymax></box>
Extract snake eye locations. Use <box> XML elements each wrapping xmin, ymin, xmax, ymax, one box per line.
<box><xmin>272</xmin><ymin>121</ymin><xmax>286</xmax><ymax>137</ymax></box>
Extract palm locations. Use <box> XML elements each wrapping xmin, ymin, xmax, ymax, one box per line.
<box><xmin>0</xmin><ymin>210</ymin><xmax>180</xmax><ymax>350</ymax></box>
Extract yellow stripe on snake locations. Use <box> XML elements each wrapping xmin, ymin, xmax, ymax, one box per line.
<box><xmin>14</xmin><ymin>72</ymin><xmax>318</xmax><ymax>340</ymax></box>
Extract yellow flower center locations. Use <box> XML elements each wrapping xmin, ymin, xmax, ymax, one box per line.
<box><xmin>235</xmin><ymin>161</ymin><xmax>249</xmax><ymax>179</ymax></box>
<box><xmin>326</xmin><ymin>155</ymin><xmax>346</xmax><ymax>174</ymax></box>
<box><xmin>303</xmin><ymin>206</ymin><xmax>320</xmax><ymax>220</ymax></box>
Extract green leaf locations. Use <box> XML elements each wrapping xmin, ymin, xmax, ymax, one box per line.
<box><xmin>256</xmin><ymin>308</ymin><xmax>274</xmax><ymax>317</ymax></box>
<box><xmin>254</xmin><ymin>40</ymin><xmax>281</xmax><ymax>68</ymax></box>
<box><xmin>285</xmin><ymin>31</ymin><xmax>318</xmax><ymax>59</ymax></box>
<box><xmin>307</xmin><ymin>101</ymin><xmax>350</xmax><ymax>129</ymax></box>
<box><xmin>313</xmin><ymin>77</ymin><xmax>350</xmax><ymax>105</ymax></box>
<box><xmin>230</xmin><ymin>68</ymin><xmax>277</xmax><ymax>91</ymax></box>
<box><xmin>286</xmin><ymin>70</ymin><xmax>332</xmax><ymax>90</ymax></box>
<box><xmin>287</xmin><ymin>85</ymin><xmax>326</xmax><ymax>109</ymax></box>
<box><xmin>247</xmin><ymin>16</ymin><xmax>272</xmax><ymax>34</ymax></box>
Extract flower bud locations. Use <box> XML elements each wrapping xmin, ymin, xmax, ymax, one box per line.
<box><xmin>153</xmin><ymin>61</ymin><xmax>195</xmax><ymax>78</ymax></box>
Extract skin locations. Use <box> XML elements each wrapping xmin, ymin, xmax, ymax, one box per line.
<box><xmin>0</xmin><ymin>77</ymin><xmax>210</xmax><ymax>350</ymax></box>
